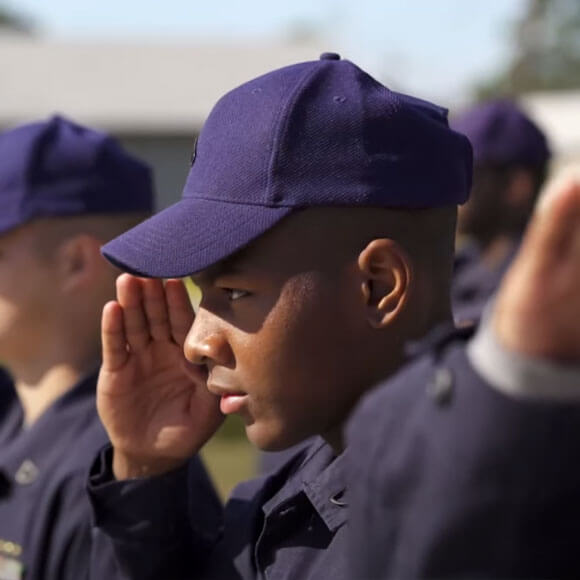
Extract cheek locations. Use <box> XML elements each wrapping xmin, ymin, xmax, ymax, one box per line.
<box><xmin>0</xmin><ymin>292</ymin><xmax>42</xmax><ymax>355</ymax></box>
<box><xmin>253</xmin><ymin>276</ymin><xmax>360</xmax><ymax>400</ymax></box>
<box><xmin>238</xmin><ymin>277</ymin><xmax>365</xmax><ymax>446</ymax></box>
<box><xmin>0</xmin><ymin>270</ymin><xmax>55</xmax><ymax>335</ymax></box>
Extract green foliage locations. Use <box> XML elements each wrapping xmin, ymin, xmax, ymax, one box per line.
<box><xmin>0</xmin><ymin>3</ymin><xmax>34</xmax><ymax>34</ymax></box>
<box><xmin>214</xmin><ymin>414</ymin><xmax>249</xmax><ymax>440</ymax></box>
<box><xmin>475</xmin><ymin>0</ymin><xmax>580</xmax><ymax>99</ymax></box>
<box><xmin>201</xmin><ymin>417</ymin><xmax>256</xmax><ymax>499</ymax></box>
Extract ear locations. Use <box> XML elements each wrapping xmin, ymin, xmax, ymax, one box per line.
<box><xmin>56</xmin><ymin>235</ymin><xmax>102</xmax><ymax>293</ymax></box>
<box><xmin>358</xmin><ymin>238</ymin><xmax>412</xmax><ymax>329</ymax></box>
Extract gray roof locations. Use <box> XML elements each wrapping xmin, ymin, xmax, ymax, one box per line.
<box><xmin>2</xmin><ymin>36</ymin><xmax>579</xmax><ymax>159</ymax></box>
<box><xmin>0</xmin><ymin>37</ymin><xmax>326</xmax><ymax>133</ymax></box>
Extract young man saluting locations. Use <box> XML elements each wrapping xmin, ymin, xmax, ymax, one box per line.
<box><xmin>347</xmin><ymin>173</ymin><xmax>580</xmax><ymax>579</ymax></box>
<box><xmin>89</xmin><ymin>54</ymin><xmax>580</xmax><ymax>579</ymax></box>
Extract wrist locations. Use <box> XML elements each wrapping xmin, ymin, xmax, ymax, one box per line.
<box><xmin>112</xmin><ymin>450</ymin><xmax>187</xmax><ymax>480</ymax></box>
<box><xmin>469</xmin><ymin>303</ymin><xmax>580</xmax><ymax>402</ymax></box>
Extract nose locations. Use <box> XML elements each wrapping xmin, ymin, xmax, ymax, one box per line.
<box><xmin>183</xmin><ymin>308</ymin><xmax>234</xmax><ymax>368</ymax></box>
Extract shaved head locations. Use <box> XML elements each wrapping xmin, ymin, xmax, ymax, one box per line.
<box><xmin>262</xmin><ymin>205</ymin><xmax>458</xmax><ymax>331</ymax></box>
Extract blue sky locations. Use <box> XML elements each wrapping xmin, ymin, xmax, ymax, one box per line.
<box><xmin>5</xmin><ymin>0</ymin><xmax>527</xmax><ymax>104</ymax></box>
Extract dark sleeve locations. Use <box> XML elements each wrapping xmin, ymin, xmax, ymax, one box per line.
<box><xmin>88</xmin><ymin>447</ymin><xmax>225</xmax><ymax>580</ymax></box>
<box><xmin>346</xmin><ymin>335</ymin><xmax>580</xmax><ymax>579</ymax></box>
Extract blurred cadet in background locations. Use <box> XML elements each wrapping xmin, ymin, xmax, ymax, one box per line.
<box><xmin>450</xmin><ymin>100</ymin><xmax>551</xmax><ymax>323</ymax></box>
<box><xmin>0</xmin><ymin>116</ymin><xmax>216</xmax><ymax>580</ymax></box>
<box><xmin>347</xmin><ymin>173</ymin><xmax>580</xmax><ymax>579</ymax></box>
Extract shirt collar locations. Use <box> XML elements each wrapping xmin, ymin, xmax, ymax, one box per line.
<box><xmin>0</xmin><ymin>369</ymin><xmax>99</xmax><ymax>477</ymax></box>
<box><xmin>261</xmin><ymin>438</ymin><xmax>348</xmax><ymax>533</ymax></box>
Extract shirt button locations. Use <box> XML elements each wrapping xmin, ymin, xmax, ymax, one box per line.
<box><xmin>15</xmin><ymin>459</ymin><xmax>39</xmax><ymax>485</ymax></box>
<box><xmin>427</xmin><ymin>367</ymin><xmax>454</xmax><ymax>405</ymax></box>
<box><xmin>329</xmin><ymin>491</ymin><xmax>347</xmax><ymax>507</ymax></box>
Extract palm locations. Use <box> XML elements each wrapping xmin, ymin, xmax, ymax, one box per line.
<box><xmin>97</xmin><ymin>275</ymin><xmax>223</xmax><ymax>473</ymax></box>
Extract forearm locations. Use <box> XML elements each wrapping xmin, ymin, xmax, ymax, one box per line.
<box><xmin>347</xmin><ymin>330</ymin><xmax>580</xmax><ymax>579</ymax></box>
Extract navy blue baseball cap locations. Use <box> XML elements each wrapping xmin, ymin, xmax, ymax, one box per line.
<box><xmin>451</xmin><ymin>99</ymin><xmax>551</xmax><ymax>167</ymax></box>
<box><xmin>103</xmin><ymin>53</ymin><xmax>473</xmax><ymax>278</ymax></box>
<box><xmin>0</xmin><ymin>115</ymin><xmax>154</xmax><ymax>235</ymax></box>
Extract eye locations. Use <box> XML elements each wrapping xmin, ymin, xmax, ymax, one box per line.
<box><xmin>224</xmin><ymin>288</ymin><xmax>249</xmax><ymax>301</ymax></box>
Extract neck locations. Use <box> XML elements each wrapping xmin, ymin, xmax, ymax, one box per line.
<box><xmin>8</xmin><ymin>339</ymin><xmax>100</xmax><ymax>427</ymax></box>
<box><xmin>322</xmin><ymin>427</ymin><xmax>344</xmax><ymax>456</ymax></box>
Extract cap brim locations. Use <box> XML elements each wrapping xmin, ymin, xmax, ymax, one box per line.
<box><xmin>102</xmin><ymin>197</ymin><xmax>294</xmax><ymax>278</ymax></box>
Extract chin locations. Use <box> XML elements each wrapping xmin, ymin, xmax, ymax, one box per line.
<box><xmin>245</xmin><ymin>422</ymin><xmax>297</xmax><ymax>452</ymax></box>
<box><xmin>246</xmin><ymin>421</ymin><xmax>314</xmax><ymax>453</ymax></box>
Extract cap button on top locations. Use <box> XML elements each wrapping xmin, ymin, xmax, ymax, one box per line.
<box><xmin>320</xmin><ymin>52</ymin><xmax>341</xmax><ymax>61</ymax></box>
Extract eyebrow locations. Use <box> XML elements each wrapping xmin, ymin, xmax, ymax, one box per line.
<box><xmin>191</xmin><ymin>256</ymin><xmax>247</xmax><ymax>285</ymax></box>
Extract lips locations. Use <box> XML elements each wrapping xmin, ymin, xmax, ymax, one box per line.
<box><xmin>207</xmin><ymin>382</ymin><xmax>248</xmax><ymax>415</ymax></box>
<box><xmin>219</xmin><ymin>393</ymin><xmax>248</xmax><ymax>415</ymax></box>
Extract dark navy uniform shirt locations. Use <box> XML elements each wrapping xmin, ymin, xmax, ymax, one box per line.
<box><xmin>0</xmin><ymin>371</ymin><xmax>118</xmax><ymax>580</ymax></box>
<box><xmin>89</xmin><ymin>437</ymin><xmax>348</xmax><ymax>579</ymax></box>
<box><xmin>0</xmin><ymin>369</ymin><xmax>14</xmax><ymax>424</ymax></box>
<box><xmin>347</xmin><ymin>325</ymin><xmax>580</xmax><ymax>579</ymax></box>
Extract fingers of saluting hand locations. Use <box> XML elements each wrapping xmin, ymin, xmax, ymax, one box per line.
<box><xmin>101</xmin><ymin>300</ymin><xmax>129</xmax><ymax>372</ymax></box>
<box><xmin>165</xmin><ymin>278</ymin><xmax>195</xmax><ymax>347</ymax></box>
<box><xmin>532</xmin><ymin>178</ymin><xmax>580</xmax><ymax>265</ymax></box>
<box><xmin>110</xmin><ymin>274</ymin><xmax>195</xmax><ymax>355</ymax></box>
<box><xmin>141</xmin><ymin>278</ymin><xmax>172</xmax><ymax>341</ymax></box>
<box><xmin>116</xmin><ymin>274</ymin><xmax>151</xmax><ymax>353</ymax></box>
